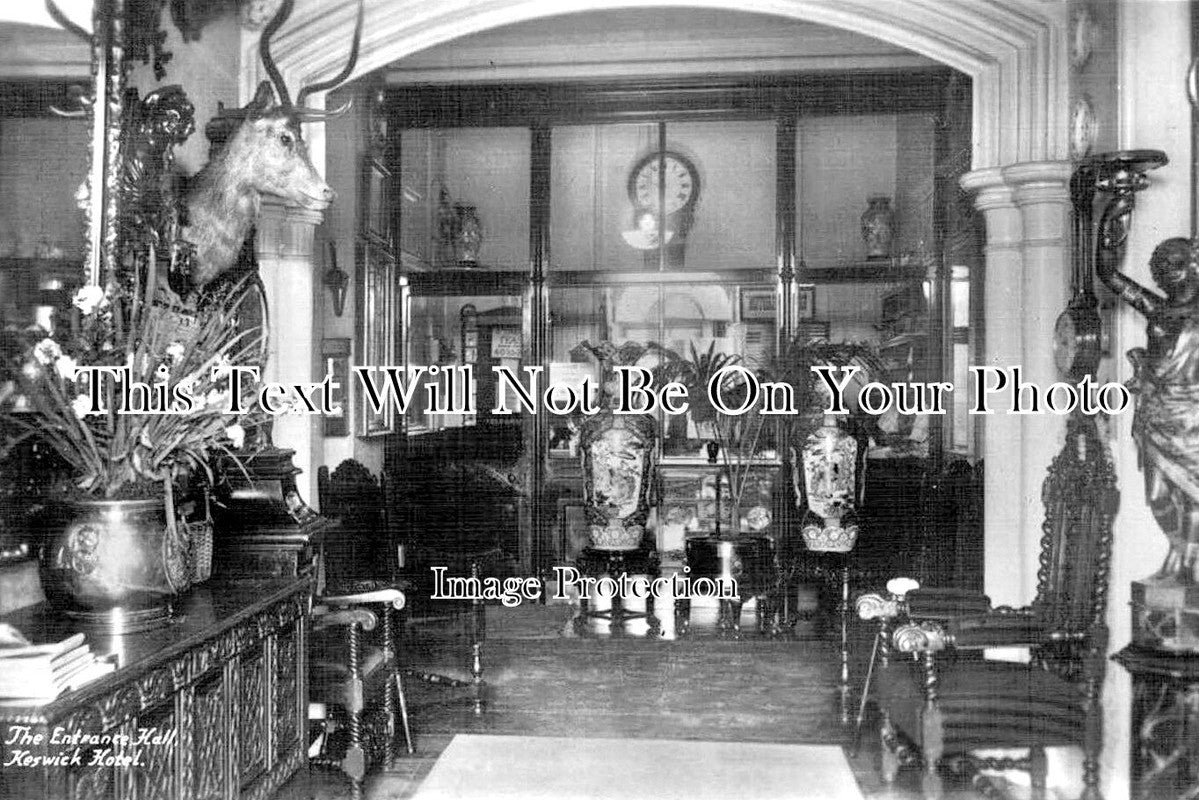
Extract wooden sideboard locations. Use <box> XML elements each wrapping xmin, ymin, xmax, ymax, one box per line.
<box><xmin>0</xmin><ymin>577</ymin><xmax>311</xmax><ymax>800</ymax></box>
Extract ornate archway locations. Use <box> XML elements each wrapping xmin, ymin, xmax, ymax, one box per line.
<box><xmin>248</xmin><ymin>0</ymin><xmax>1071</xmax><ymax>614</ymax></box>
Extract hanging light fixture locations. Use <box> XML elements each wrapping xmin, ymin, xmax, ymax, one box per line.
<box><xmin>323</xmin><ymin>241</ymin><xmax>349</xmax><ymax>317</ymax></box>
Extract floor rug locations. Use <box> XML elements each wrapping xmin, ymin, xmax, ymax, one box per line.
<box><xmin>409</xmin><ymin>734</ymin><xmax>864</xmax><ymax>800</ymax></box>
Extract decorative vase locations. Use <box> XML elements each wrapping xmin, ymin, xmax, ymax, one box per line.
<box><xmin>454</xmin><ymin>204</ymin><xmax>483</xmax><ymax>265</ymax></box>
<box><xmin>579</xmin><ymin>411</ymin><xmax>657</xmax><ymax>550</ymax></box>
<box><xmin>860</xmin><ymin>195</ymin><xmax>894</xmax><ymax>260</ymax></box>
<box><xmin>434</xmin><ymin>186</ymin><xmax>457</xmax><ymax>267</ymax></box>
<box><xmin>795</xmin><ymin>418</ymin><xmax>860</xmax><ymax>552</ymax></box>
<box><xmin>38</xmin><ymin>497</ymin><xmax>188</xmax><ymax>630</ymax></box>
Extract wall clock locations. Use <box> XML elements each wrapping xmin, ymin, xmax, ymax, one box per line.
<box><xmin>1070</xmin><ymin>96</ymin><xmax>1098</xmax><ymax>160</ymax></box>
<box><xmin>627</xmin><ymin>150</ymin><xmax>700</xmax><ymax>215</ymax></box>
<box><xmin>625</xmin><ymin>150</ymin><xmax>700</xmax><ymax>268</ymax></box>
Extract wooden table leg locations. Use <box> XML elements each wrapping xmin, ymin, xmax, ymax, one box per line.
<box><xmin>840</xmin><ymin>560</ymin><xmax>851</xmax><ymax>725</ymax></box>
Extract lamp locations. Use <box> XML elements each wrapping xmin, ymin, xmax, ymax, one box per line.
<box><xmin>323</xmin><ymin>241</ymin><xmax>348</xmax><ymax>317</ymax></box>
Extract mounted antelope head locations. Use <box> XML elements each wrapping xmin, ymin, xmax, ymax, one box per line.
<box><xmin>184</xmin><ymin>0</ymin><xmax>364</xmax><ymax>291</ymax></box>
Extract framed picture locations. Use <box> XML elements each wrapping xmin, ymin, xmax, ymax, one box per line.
<box><xmin>362</xmin><ymin>157</ymin><xmax>393</xmax><ymax>247</ymax></box>
<box><xmin>356</xmin><ymin>240</ymin><xmax>398</xmax><ymax>437</ymax></box>
<box><xmin>739</xmin><ymin>288</ymin><xmax>777</xmax><ymax>322</ymax></box>
<box><xmin>322</xmin><ymin>338</ymin><xmax>351</xmax><ymax>437</ymax></box>
<box><xmin>797</xmin><ymin>284</ymin><xmax>816</xmax><ymax>319</ymax></box>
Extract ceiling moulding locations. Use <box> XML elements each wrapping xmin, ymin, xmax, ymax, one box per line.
<box><xmin>384</xmin><ymin>54</ymin><xmax>938</xmax><ymax>85</ymax></box>
<box><xmin>0</xmin><ymin>23</ymin><xmax>89</xmax><ymax>80</ymax></box>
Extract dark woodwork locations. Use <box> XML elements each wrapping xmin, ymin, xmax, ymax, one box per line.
<box><xmin>211</xmin><ymin>448</ymin><xmax>334</xmax><ymax>579</ymax></box>
<box><xmin>1114</xmin><ymin>644</ymin><xmax>1199</xmax><ymax>800</ymax></box>
<box><xmin>573</xmin><ymin>546</ymin><xmax>661</xmax><ymax>633</ymax></box>
<box><xmin>528</xmin><ymin>124</ymin><xmax>553</xmax><ymax>579</ymax></box>
<box><xmin>0</xmin><ymin>577</ymin><xmax>310</xmax><ymax>800</ymax></box>
<box><xmin>676</xmin><ymin>535</ymin><xmax>776</xmax><ymax>637</ymax></box>
<box><xmin>387</xmin><ymin>67</ymin><xmax>973</xmax><ymax>585</ymax></box>
<box><xmin>865</xmin><ymin>414</ymin><xmax>1117</xmax><ymax>799</ymax></box>
<box><xmin>315</xmin><ymin>458</ymin><xmax>486</xmax><ymax>736</ymax></box>
<box><xmin>317</xmin><ymin>459</ymin><xmax>398</xmax><ymax>589</ymax></box>
<box><xmin>0</xmin><ymin>82</ymin><xmax>93</xmax><ymax>118</ymax></box>
<box><xmin>385</xmin><ymin>69</ymin><xmax>955</xmax><ymax>128</ymax></box>
<box><xmin>396</xmin><ymin>427</ymin><xmax>522</xmax><ymax>586</ymax></box>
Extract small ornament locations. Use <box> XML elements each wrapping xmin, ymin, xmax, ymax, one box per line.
<box><xmin>239</xmin><ymin>0</ymin><xmax>286</xmax><ymax>29</ymax></box>
<box><xmin>454</xmin><ymin>204</ymin><xmax>483</xmax><ymax>265</ymax></box>
<box><xmin>861</xmin><ymin>196</ymin><xmax>894</xmax><ymax>260</ymax></box>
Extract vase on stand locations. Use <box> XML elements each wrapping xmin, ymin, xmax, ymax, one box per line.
<box><xmin>454</xmin><ymin>204</ymin><xmax>483</xmax><ymax>266</ymax></box>
<box><xmin>38</xmin><ymin>496</ymin><xmax>189</xmax><ymax>631</ymax></box>
<box><xmin>795</xmin><ymin>416</ymin><xmax>860</xmax><ymax>552</ymax></box>
<box><xmin>579</xmin><ymin>411</ymin><xmax>657</xmax><ymax>551</ymax></box>
<box><xmin>860</xmin><ymin>195</ymin><xmax>894</xmax><ymax>260</ymax></box>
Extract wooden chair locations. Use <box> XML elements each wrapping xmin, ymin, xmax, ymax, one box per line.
<box><xmin>309</xmin><ymin>587</ymin><xmax>413</xmax><ymax>800</ymax></box>
<box><xmin>856</xmin><ymin>415</ymin><xmax>1118</xmax><ymax>799</ymax></box>
<box><xmin>310</xmin><ymin>461</ymin><xmax>414</xmax><ymax>799</ymax></box>
<box><xmin>317</xmin><ymin>459</ymin><xmax>487</xmax><ymax>722</ymax></box>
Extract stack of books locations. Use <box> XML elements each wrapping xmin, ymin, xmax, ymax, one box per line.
<box><xmin>0</xmin><ymin>632</ymin><xmax>115</xmax><ymax>701</ymax></box>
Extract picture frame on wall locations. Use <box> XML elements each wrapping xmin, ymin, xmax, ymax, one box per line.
<box><xmin>322</xmin><ymin>338</ymin><xmax>351</xmax><ymax>437</ymax></box>
<box><xmin>797</xmin><ymin>284</ymin><xmax>816</xmax><ymax>319</ymax></box>
<box><xmin>356</xmin><ymin>240</ymin><xmax>398</xmax><ymax>437</ymax></box>
<box><xmin>362</xmin><ymin>157</ymin><xmax>393</xmax><ymax>248</ymax></box>
<box><xmin>738</xmin><ymin>287</ymin><xmax>777</xmax><ymax>322</ymax></box>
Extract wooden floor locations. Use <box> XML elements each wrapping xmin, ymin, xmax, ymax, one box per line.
<box><xmin>275</xmin><ymin>602</ymin><xmax>988</xmax><ymax>800</ymax></box>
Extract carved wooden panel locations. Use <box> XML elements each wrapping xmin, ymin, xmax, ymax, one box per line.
<box><xmin>134</xmin><ymin>702</ymin><xmax>177</xmax><ymax>800</ymax></box>
<box><xmin>0</xmin><ymin>578</ymin><xmax>311</xmax><ymax>800</ymax></box>
<box><xmin>192</xmin><ymin>673</ymin><xmax>227</xmax><ymax>800</ymax></box>
<box><xmin>237</xmin><ymin>648</ymin><xmax>267</xmax><ymax>787</ymax></box>
<box><xmin>273</xmin><ymin>628</ymin><xmax>300</xmax><ymax>761</ymax></box>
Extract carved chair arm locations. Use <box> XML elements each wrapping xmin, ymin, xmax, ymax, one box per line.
<box><xmin>855</xmin><ymin>587</ymin><xmax>991</xmax><ymax>623</ymax></box>
<box><xmin>907</xmin><ymin>588</ymin><xmax>992</xmax><ymax>620</ymax></box>
<box><xmin>312</xmin><ymin>607</ymin><xmax>380</xmax><ymax>632</ymax></box>
<box><xmin>946</xmin><ymin>610</ymin><xmax>1047</xmax><ymax>649</ymax></box>
<box><xmin>893</xmin><ymin>621</ymin><xmax>952</xmax><ymax>654</ymax></box>
<box><xmin>320</xmin><ymin>588</ymin><xmax>406</xmax><ymax>610</ymax></box>
<box><xmin>856</xmin><ymin>592</ymin><xmax>903</xmax><ymax>621</ymax></box>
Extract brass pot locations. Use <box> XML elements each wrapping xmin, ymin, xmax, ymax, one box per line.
<box><xmin>39</xmin><ymin>498</ymin><xmax>188</xmax><ymax>623</ymax></box>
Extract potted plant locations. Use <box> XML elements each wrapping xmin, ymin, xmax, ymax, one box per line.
<box><xmin>0</xmin><ymin>87</ymin><xmax>269</xmax><ymax>626</ymax></box>
<box><xmin>672</xmin><ymin>341</ymin><xmax>742</xmax><ymax>444</ymax></box>
<box><xmin>0</xmin><ymin>276</ymin><xmax>267</xmax><ymax>624</ymax></box>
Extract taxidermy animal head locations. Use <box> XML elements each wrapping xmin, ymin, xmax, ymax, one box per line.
<box><xmin>183</xmin><ymin>0</ymin><xmax>363</xmax><ymax>291</ymax></box>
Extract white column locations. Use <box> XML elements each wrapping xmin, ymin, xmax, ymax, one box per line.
<box><xmin>1008</xmin><ymin>161</ymin><xmax>1073</xmax><ymax>603</ymax></box>
<box><xmin>963</xmin><ymin>162</ymin><xmax>1072</xmax><ymax>608</ymax></box>
<box><xmin>962</xmin><ymin>167</ymin><xmax>1025</xmax><ymax>607</ymax></box>
<box><xmin>255</xmin><ymin>199</ymin><xmax>324</xmax><ymax>505</ymax></box>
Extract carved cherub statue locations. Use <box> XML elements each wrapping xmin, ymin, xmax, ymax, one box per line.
<box><xmin>1098</xmin><ymin>216</ymin><xmax>1199</xmax><ymax>582</ymax></box>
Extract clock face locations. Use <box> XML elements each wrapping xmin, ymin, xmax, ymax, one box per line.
<box><xmin>1070</xmin><ymin>96</ymin><xmax>1098</xmax><ymax>160</ymax></box>
<box><xmin>1054</xmin><ymin>305</ymin><xmax>1102</xmax><ymax>379</ymax></box>
<box><xmin>629</xmin><ymin>152</ymin><xmax>699</xmax><ymax>215</ymax></box>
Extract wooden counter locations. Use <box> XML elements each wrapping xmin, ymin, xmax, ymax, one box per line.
<box><xmin>0</xmin><ymin>576</ymin><xmax>312</xmax><ymax>800</ymax></box>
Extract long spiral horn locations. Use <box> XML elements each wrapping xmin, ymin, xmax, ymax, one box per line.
<box><xmin>296</xmin><ymin>0</ymin><xmax>365</xmax><ymax>108</ymax></box>
<box><xmin>259</xmin><ymin>0</ymin><xmax>295</xmax><ymax>108</ymax></box>
<box><xmin>45</xmin><ymin>0</ymin><xmax>91</xmax><ymax>42</ymax></box>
